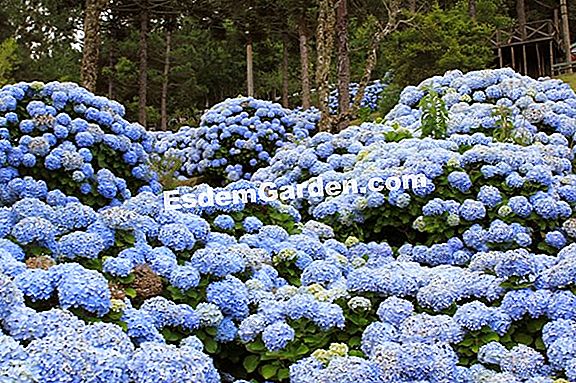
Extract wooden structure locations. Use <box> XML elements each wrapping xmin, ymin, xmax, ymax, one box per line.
<box><xmin>492</xmin><ymin>18</ymin><xmax>572</xmax><ymax>77</ymax></box>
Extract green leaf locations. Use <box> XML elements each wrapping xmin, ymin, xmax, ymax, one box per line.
<box><xmin>260</xmin><ymin>364</ymin><xmax>278</xmax><ymax>380</ymax></box>
<box><xmin>118</xmin><ymin>321</ymin><xmax>128</xmax><ymax>331</ymax></box>
<box><xmin>167</xmin><ymin>286</ymin><xmax>185</xmax><ymax>300</ymax></box>
<box><xmin>124</xmin><ymin>287</ymin><xmax>137</xmax><ymax>298</ymax></box>
<box><xmin>107</xmin><ymin>310</ymin><xmax>123</xmax><ymax>321</ymax></box>
<box><xmin>295</xmin><ymin>344</ymin><xmax>309</xmax><ymax>355</ymax></box>
<box><xmin>243</xmin><ymin>355</ymin><xmax>260</xmax><ymax>373</ymax></box>
<box><xmin>513</xmin><ymin>332</ymin><xmax>533</xmax><ymax>345</ymax></box>
<box><xmin>481</xmin><ymin>332</ymin><xmax>500</xmax><ymax>343</ymax></box>
<box><xmin>526</xmin><ymin>318</ymin><xmax>546</xmax><ymax>333</ymax></box>
<box><xmin>118</xmin><ymin>274</ymin><xmax>135</xmax><ymax>284</ymax></box>
<box><xmin>204</xmin><ymin>337</ymin><xmax>218</xmax><ymax>353</ymax></box>
<box><xmin>246</xmin><ymin>340</ymin><xmax>266</xmax><ymax>352</ymax></box>
<box><xmin>534</xmin><ymin>337</ymin><xmax>546</xmax><ymax>351</ymax></box>
<box><xmin>277</xmin><ymin>368</ymin><xmax>290</xmax><ymax>380</ymax></box>
<box><xmin>162</xmin><ymin>328</ymin><xmax>181</xmax><ymax>342</ymax></box>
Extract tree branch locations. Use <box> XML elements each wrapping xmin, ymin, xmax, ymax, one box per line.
<box><xmin>329</xmin><ymin>0</ymin><xmax>412</xmax><ymax>131</ymax></box>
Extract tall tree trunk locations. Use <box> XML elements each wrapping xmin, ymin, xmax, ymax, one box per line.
<box><xmin>316</xmin><ymin>0</ymin><xmax>337</xmax><ymax>132</ymax></box>
<box><xmin>282</xmin><ymin>33</ymin><xmax>290</xmax><ymax>108</ymax></box>
<box><xmin>468</xmin><ymin>0</ymin><xmax>476</xmax><ymax>20</ymax></box>
<box><xmin>246</xmin><ymin>35</ymin><xmax>254</xmax><ymax>97</ymax></box>
<box><xmin>516</xmin><ymin>0</ymin><xmax>527</xmax><ymax>39</ymax></box>
<box><xmin>81</xmin><ymin>0</ymin><xmax>108</xmax><ymax>91</ymax></box>
<box><xmin>107</xmin><ymin>12</ymin><xmax>117</xmax><ymax>99</ymax></box>
<box><xmin>336</xmin><ymin>0</ymin><xmax>350</xmax><ymax>131</ymax></box>
<box><xmin>333</xmin><ymin>0</ymin><xmax>402</xmax><ymax>129</ymax></box>
<box><xmin>138</xmin><ymin>7</ymin><xmax>149</xmax><ymax>127</ymax></box>
<box><xmin>298</xmin><ymin>18</ymin><xmax>311</xmax><ymax>109</ymax></box>
<box><xmin>107</xmin><ymin>35</ymin><xmax>115</xmax><ymax>99</ymax></box>
<box><xmin>560</xmin><ymin>0</ymin><xmax>573</xmax><ymax>71</ymax></box>
<box><xmin>161</xmin><ymin>27</ymin><xmax>171</xmax><ymax>131</ymax></box>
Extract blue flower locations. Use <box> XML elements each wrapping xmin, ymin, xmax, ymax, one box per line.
<box><xmin>477</xmin><ymin>186</ymin><xmax>502</xmax><ymax>208</ymax></box>
<box><xmin>242</xmin><ymin>216</ymin><xmax>263</xmax><ymax>233</ymax></box>
<box><xmin>169</xmin><ymin>265</ymin><xmax>201</xmax><ymax>291</ymax></box>
<box><xmin>459</xmin><ymin>200</ymin><xmax>486</xmax><ymax>221</ymax></box>
<box><xmin>448</xmin><ymin>171</ymin><xmax>472</xmax><ymax>192</ymax></box>
<box><xmin>102</xmin><ymin>257</ymin><xmax>133</xmax><ymax>277</ymax></box>
<box><xmin>213</xmin><ymin>214</ymin><xmax>235</xmax><ymax>230</ymax></box>
<box><xmin>158</xmin><ymin>223</ymin><xmax>196</xmax><ymax>251</ymax></box>
<box><xmin>262</xmin><ymin>321</ymin><xmax>295</xmax><ymax>351</ymax></box>
<box><xmin>215</xmin><ymin>317</ymin><xmax>238</xmax><ymax>343</ymax></box>
<box><xmin>206</xmin><ymin>276</ymin><xmax>249</xmax><ymax>320</ymax></box>
<box><xmin>545</xmin><ymin>231</ymin><xmax>567</xmax><ymax>249</ymax></box>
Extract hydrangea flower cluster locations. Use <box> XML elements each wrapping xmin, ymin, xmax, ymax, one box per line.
<box><xmin>0</xmin><ymin>81</ymin><xmax>161</xmax><ymax>208</ymax></box>
<box><xmin>2</xmin><ymin>69</ymin><xmax>576</xmax><ymax>383</ymax></box>
<box><xmin>0</xmin><ymin>272</ymin><xmax>219</xmax><ymax>383</ymax></box>
<box><xmin>328</xmin><ymin>79</ymin><xmax>387</xmax><ymax>113</ymax></box>
<box><xmin>385</xmin><ymin>68</ymin><xmax>576</xmax><ymax>140</ymax></box>
<box><xmin>254</xmin><ymin>120</ymin><xmax>575</xmax><ymax>256</ymax></box>
<box><xmin>153</xmin><ymin>97</ymin><xmax>318</xmax><ymax>184</ymax></box>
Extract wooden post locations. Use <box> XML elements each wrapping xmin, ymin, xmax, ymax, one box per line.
<box><xmin>549</xmin><ymin>40</ymin><xmax>554</xmax><ymax>76</ymax></box>
<box><xmin>554</xmin><ymin>8</ymin><xmax>559</xmax><ymax>36</ymax></box>
<box><xmin>512</xmin><ymin>46</ymin><xmax>516</xmax><ymax>70</ymax></box>
<box><xmin>516</xmin><ymin>0</ymin><xmax>527</xmax><ymax>39</ymax></box>
<box><xmin>281</xmin><ymin>33</ymin><xmax>290</xmax><ymax>108</ymax></box>
<box><xmin>298</xmin><ymin>18</ymin><xmax>311</xmax><ymax>109</ymax></box>
<box><xmin>522</xmin><ymin>44</ymin><xmax>528</xmax><ymax>75</ymax></box>
<box><xmin>246</xmin><ymin>36</ymin><xmax>254</xmax><ymax>97</ymax></box>
<box><xmin>160</xmin><ymin>27</ymin><xmax>171</xmax><ymax>131</ymax></box>
<box><xmin>138</xmin><ymin>7</ymin><xmax>148</xmax><ymax>128</ymax></box>
<box><xmin>536</xmin><ymin>43</ymin><xmax>542</xmax><ymax>77</ymax></box>
<box><xmin>560</xmin><ymin>0</ymin><xmax>572</xmax><ymax>73</ymax></box>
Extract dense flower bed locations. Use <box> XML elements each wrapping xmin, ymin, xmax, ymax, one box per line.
<box><xmin>328</xmin><ymin>79</ymin><xmax>387</xmax><ymax>114</ymax></box>
<box><xmin>153</xmin><ymin>97</ymin><xmax>317</xmax><ymax>185</ymax></box>
<box><xmin>385</xmin><ymin>68</ymin><xmax>576</xmax><ymax>140</ymax></box>
<box><xmin>0</xmin><ymin>81</ymin><xmax>161</xmax><ymax>208</ymax></box>
<box><xmin>2</xmin><ymin>69</ymin><xmax>576</xmax><ymax>383</ymax></box>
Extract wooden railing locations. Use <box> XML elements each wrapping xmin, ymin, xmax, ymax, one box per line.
<box><xmin>491</xmin><ymin>19</ymin><xmax>560</xmax><ymax>47</ymax></box>
<box><xmin>552</xmin><ymin>62</ymin><xmax>576</xmax><ymax>75</ymax></box>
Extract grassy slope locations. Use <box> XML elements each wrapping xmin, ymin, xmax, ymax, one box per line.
<box><xmin>557</xmin><ymin>72</ymin><xmax>576</xmax><ymax>91</ymax></box>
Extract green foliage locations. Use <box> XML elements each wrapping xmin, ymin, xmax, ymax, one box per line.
<box><xmin>383</xmin><ymin>122</ymin><xmax>414</xmax><ymax>142</ymax></box>
<box><xmin>465</xmin><ymin>0</ymin><xmax>513</xmax><ymax>29</ymax></box>
<box><xmin>0</xmin><ymin>38</ymin><xmax>17</xmax><ymax>85</ymax></box>
<box><xmin>356</xmin><ymin>107</ymin><xmax>374</xmax><ymax>123</ymax></box>
<box><xmin>377</xmin><ymin>81</ymin><xmax>403</xmax><ymax>117</ymax></box>
<box><xmin>320</xmin><ymin>148</ymin><xmax>553</xmax><ymax>247</ymax></box>
<box><xmin>348</xmin><ymin>15</ymin><xmax>388</xmax><ymax>81</ymax></box>
<box><xmin>226</xmin><ymin>299</ymin><xmax>378</xmax><ymax>382</ymax></box>
<box><xmin>148</xmin><ymin>153</ymin><xmax>187</xmax><ymax>190</ymax></box>
<box><xmin>492</xmin><ymin>105</ymin><xmax>515</xmax><ymax>143</ymax></box>
<box><xmin>417</xmin><ymin>86</ymin><xmax>449</xmax><ymax>139</ymax></box>
<box><xmin>382</xmin><ymin>4</ymin><xmax>496</xmax><ymax>89</ymax></box>
<box><xmin>456</xmin><ymin>317</ymin><xmax>548</xmax><ymax>366</ymax></box>
<box><xmin>557</xmin><ymin>73</ymin><xmax>576</xmax><ymax>92</ymax></box>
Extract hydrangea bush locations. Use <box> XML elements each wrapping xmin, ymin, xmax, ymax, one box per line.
<box><xmin>0</xmin><ymin>82</ymin><xmax>161</xmax><ymax>208</ymax></box>
<box><xmin>328</xmin><ymin>79</ymin><xmax>387</xmax><ymax>114</ymax></box>
<box><xmin>2</xmin><ymin>69</ymin><xmax>576</xmax><ymax>383</ymax></box>
<box><xmin>153</xmin><ymin>97</ymin><xmax>317</xmax><ymax>185</ymax></box>
<box><xmin>385</xmin><ymin>68</ymin><xmax>576</xmax><ymax>140</ymax></box>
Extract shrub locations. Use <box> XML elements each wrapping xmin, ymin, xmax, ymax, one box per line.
<box><xmin>3</xmin><ymin>70</ymin><xmax>576</xmax><ymax>383</ymax></box>
<box><xmin>153</xmin><ymin>97</ymin><xmax>317</xmax><ymax>185</ymax></box>
<box><xmin>0</xmin><ymin>81</ymin><xmax>161</xmax><ymax>208</ymax></box>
